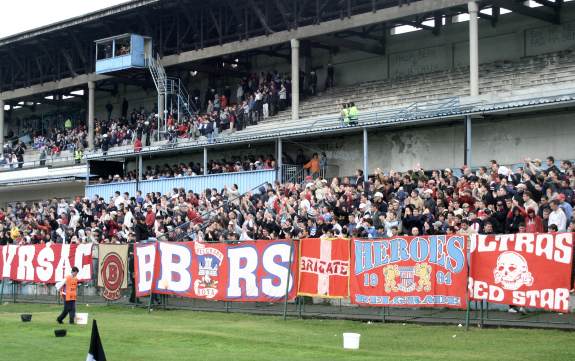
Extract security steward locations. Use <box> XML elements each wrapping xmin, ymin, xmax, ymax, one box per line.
<box><xmin>56</xmin><ymin>266</ymin><xmax>79</xmax><ymax>324</ymax></box>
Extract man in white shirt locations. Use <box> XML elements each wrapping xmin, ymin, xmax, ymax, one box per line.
<box><xmin>548</xmin><ymin>200</ymin><xmax>567</xmax><ymax>232</ymax></box>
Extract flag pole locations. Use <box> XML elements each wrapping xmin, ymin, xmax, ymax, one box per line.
<box><xmin>148</xmin><ymin>240</ymin><xmax>157</xmax><ymax>313</ymax></box>
<box><xmin>283</xmin><ymin>238</ymin><xmax>295</xmax><ymax>321</ymax></box>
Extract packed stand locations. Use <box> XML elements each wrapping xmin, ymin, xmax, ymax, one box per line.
<box><xmin>93</xmin><ymin>154</ymin><xmax>277</xmax><ymax>184</ymax></box>
<box><xmin>1</xmin><ymin>156</ymin><xmax>573</xmax><ymax>249</ymax></box>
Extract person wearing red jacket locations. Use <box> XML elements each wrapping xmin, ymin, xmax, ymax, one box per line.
<box><xmin>518</xmin><ymin>206</ymin><xmax>544</xmax><ymax>233</ymax></box>
<box><xmin>134</xmin><ymin>137</ymin><xmax>142</xmax><ymax>152</ymax></box>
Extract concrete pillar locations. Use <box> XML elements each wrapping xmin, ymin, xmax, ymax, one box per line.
<box><xmin>277</xmin><ymin>138</ymin><xmax>283</xmax><ymax>182</ymax></box>
<box><xmin>468</xmin><ymin>1</ymin><xmax>479</xmax><ymax>97</ymax></box>
<box><xmin>86</xmin><ymin>160</ymin><xmax>90</xmax><ymax>186</ymax></box>
<box><xmin>363</xmin><ymin>128</ymin><xmax>368</xmax><ymax>184</ymax></box>
<box><xmin>87</xmin><ymin>81</ymin><xmax>95</xmax><ymax>150</ymax></box>
<box><xmin>291</xmin><ymin>39</ymin><xmax>300</xmax><ymax>121</ymax></box>
<box><xmin>0</xmin><ymin>99</ymin><xmax>4</xmax><ymax>149</ymax></box>
<box><xmin>464</xmin><ymin>115</ymin><xmax>472</xmax><ymax>167</ymax></box>
<box><xmin>158</xmin><ymin>94</ymin><xmax>164</xmax><ymax>141</ymax></box>
<box><xmin>164</xmin><ymin>91</ymin><xmax>168</xmax><ymax>133</ymax></box>
<box><xmin>203</xmin><ymin>147</ymin><xmax>208</xmax><ymax>175</ymax></box>
<box><xmin>158</xmin><ymin>94</ymin><xmax>165</xmax><ymax>122</ymax></box>
<box><xmin>138</xmin><ymin>155</ymin><xmax>143</xmax><ymax>181</ymax></box>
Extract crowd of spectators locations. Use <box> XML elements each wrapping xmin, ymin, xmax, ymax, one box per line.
<box><xmin>1</xmin><ymin>155</ymin><xmax>573</xmax><ymax>248</ymax></box>
<box><xmin>14</xmin><ymin>70</ymin><xmax>294</xmax><ymax>163</ymax></box>
<box><xmin>93</xmin><ymin>155</ymin><xmax>277</xmax><ymax>184</ymax></box>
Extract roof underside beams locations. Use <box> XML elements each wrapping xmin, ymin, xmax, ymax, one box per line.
<box><xmin>0</xmin><ymin>0</ymin><xmax>476</xmax><ymax>100</ymax></box>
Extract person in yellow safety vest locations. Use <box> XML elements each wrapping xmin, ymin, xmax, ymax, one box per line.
<box><xmin>348</xmin><ymin>102</ymin><xmax>359</xmax><ymax>125</ymax></box>
<box><xmin>74</xmin><ymin>147</ymin><xmax>83</xmax><ymax>164</ymax></box>
<box><xmin>340</xmin><ymin>103</ymin><xmax>350</xmax><ymax>125</ymax></box>
<box><xmin>64</xmin><ymin>118</ymin><xmax>72</xmax><ymax>130</ymax></box>
<box><xmin>56</xmin><ymin>266</ymin><xmax>79</xmax><ymax>324</ymax></box>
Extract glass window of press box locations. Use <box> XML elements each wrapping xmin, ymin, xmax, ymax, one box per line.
<box><xmin>96</xmin><ymin>36</ymin><xmax>131</xmax><ymax>60</ymax></box>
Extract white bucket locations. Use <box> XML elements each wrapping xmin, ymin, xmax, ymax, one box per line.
<box><xmin>343</xmin><ymin>333</ymin><xmax>361</xmax><ymax>350</ymax></box>
<box><xmin>75</xmin><ymin>313</ymin><xmax>89</xmax><ymax>325</ymax></box>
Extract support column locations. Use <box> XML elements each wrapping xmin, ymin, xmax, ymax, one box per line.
<box><xmin>87</xmin><ymin>81</ymin><xmax>95</xmax><ymax>150</ymax></box>
<box><xmin>156</xmin><ymin>95</ymin><xmax>160</xmax><ymax>141</ymax></box>
<box><xmin>277</xmin><ymin>138</ymin><xmax>283</xmax><ymax>182</ymax></box>
<box><xmin>468</xmin><ymin>1</ymin><xmax>479</xmax><ymax>97</ymax></box>
<box><xmin>0</xmin><ymin>99</ymin><xmax>4</xmax><ymax>149</ymax></box>
<box><xmin>86</xmin><ymin>160</ymin><xmax>90</xmax><ymax>186</ymax></box>
<box><xmin>203</xmin><ymin>147</ymin><xmax>208</xmax><ymax>175</ymax></box>
<box><xmin>158</xmin><ymin>94</ymin><xmax>165</xmax><ymax>122</ymax></box>
<box><xmin>291</xmin><ymin>39</ymin><xmax>300</xmax><ymax>121</ymax></box>
<box><xmin>464</xmin><ymin>115</ymin><xmax>472</xmax><ymax>167</ymax></box>
<box><xmin>363</xmin><ymin>128</ymin><xmax>368</xmax><ymax>185</ymax></box>
<box><xmin>138</xmin><ymin>155</ymin><xmax>143</xmax><ymax>181</ymax></box>
<box><xmin>164</xmin><ymin>91</ymin><xmax>168</xmax><ymax>133</ymax></box>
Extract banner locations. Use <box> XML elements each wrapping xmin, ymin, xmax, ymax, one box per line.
<box><xmin>350</xmin><ymin>236</ymin><xmax>467</xmax><ymax>308</ymax></box>
<box><xmin>298</xmin><ymin>238</ymin><xmax>349</xmax><ymax>298</ymax></box>
<box><xmin>98</xmin><ymin>244</ymin><xmax>129</xmax><ymax>301</ymax></box>
<box><xmin>135</xmin><ymin>240</ymin><xmax>299</xmax><ymax>302</ymax></box>
<box><xmin>0</xmin><ymin>243</ymin><xmax>92</xmax><ymax>283</ymax></box>
<box><xmin>469</xmin><ymin>233</ymin><xmax>573</xmax><ymax>312</ymax></box>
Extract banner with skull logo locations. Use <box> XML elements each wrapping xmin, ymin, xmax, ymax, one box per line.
<box><xmin>469</xmin><ymin>233</ymin><xmax>573</xmax><ymax>312</ymax></box>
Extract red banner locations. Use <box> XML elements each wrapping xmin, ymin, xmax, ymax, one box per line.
<box><xmin>0</xmin><ymin>244</ymin><xmax>93</xmax><ymax>283</ymax></box>
<box><xmin>469</xmin><ymin>233</ymin><xmax>573</xmax><ymax>312</ymax></box>
<box><xmin>135</xmin><ymin>240</ymin><xmax>299</xmax><ymax>302</ymax></box>
<box><xmin>350</xmin><ymin>236</ymin><xmax>467</xmax><ymax>308</ymax></box>
<box><xmin>298</xmin><ymin>238</ymin><xmax>349</xmax><ymax>298</ymax></box>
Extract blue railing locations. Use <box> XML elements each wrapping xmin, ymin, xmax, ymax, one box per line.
<box><xmin>85</xmin><ymin>169</ymin><xmax>276</xmax><ymax>200</ymax></box>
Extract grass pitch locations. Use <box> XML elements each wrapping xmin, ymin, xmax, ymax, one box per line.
<box><xmin>0</xmin><ymin>303</ymin><xmax>573</xmax><ymax>361</ymax></box>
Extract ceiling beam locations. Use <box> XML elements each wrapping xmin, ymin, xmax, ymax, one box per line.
<box><xmin>532</xmin><ymin>0</ymin><xmax>561</xmax><ymax>8</ymax></box>
<box><xmin>272</xmin><ymin>0</ymin><xmax>291</xmax><ymax>28</ymax></box>
<box><xmin>248</xmin><ymin>0</ymin><xmax>273</xmax><ymax>34</ymax></box>
<box><xmin>315</xmin><ymin>35</ymin><xmax>385</xmax><ymax>55</ymax></box>
<box><xmin>162</xmin><ymin>0</ymin><xmax>472</xmax><ymax>67</ymax></box>
<box><xmin>489</xmin><ymin>0</ymin><xmax>559</xmax><ymax>24</ymax></box>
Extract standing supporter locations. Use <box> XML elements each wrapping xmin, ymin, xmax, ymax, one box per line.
<box><xmin>548</xmin><ymin>200</ymin><xmax>567</xmax><ymax>232</ymax></box>
<box><xmin>303</xmin><ymin>153</ymin><xmax>321</xmax><ymax>179</ymax></box>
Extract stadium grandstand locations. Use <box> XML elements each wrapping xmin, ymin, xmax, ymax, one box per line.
<box><xmin>1</xmin><ymin>1</ymin><xmax>575</xmax><ymax>355</ymax></box>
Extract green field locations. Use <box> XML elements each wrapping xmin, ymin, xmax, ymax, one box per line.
<box><xmin>0</xmin><ymin>303</ymin><xmax>573</xmax><ymax>361</ymax></box>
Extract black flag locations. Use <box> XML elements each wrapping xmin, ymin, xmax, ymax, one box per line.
<box><xmin>86</xmin><ymin>319</ymin><xmax>107</xmax><ymax>361</ymax></box>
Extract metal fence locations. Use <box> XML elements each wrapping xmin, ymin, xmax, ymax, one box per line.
<box><xmin>85</xmin><ymin>169</ymin><xmax>277</xmax><ymax>199</ymax></box>
<box><xmin>2</xmin><ymin>277</ymin><xmax>574</xmax><ymax>330</ymax></box>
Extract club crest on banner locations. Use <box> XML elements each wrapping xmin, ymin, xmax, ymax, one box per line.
<box><xmin>193</xmin><ymin>242</ymin><xmax>224</xmax><ymax>299</ymax></box>
<box><xmin>383</xmin><ymin>263</ymin><xmax>432</xmax><ymax>293</ymax></box>
<box><xmin>100</xmin><ymin>252</ymin><xmax>125</xmax><ymax>301</ymax></box>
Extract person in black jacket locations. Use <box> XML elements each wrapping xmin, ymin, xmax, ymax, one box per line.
<box><xmin>14</xmin><ymin>141</ymin><xmax>26</xmax><ymax>169</ymax></box>
<box><xmin>101</xmin><ymin>134</ymin><xmax>110</xmax><ymax>156</ymax></box>
<box><xmin>134</xmin><ymin>216</ymin><xmax>149</xmax><ymax>243</ymax></box>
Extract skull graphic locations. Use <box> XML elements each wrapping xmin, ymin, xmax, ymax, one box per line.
<box><xmin>493</xmin><ymin>251</ymin><xmax>534</xmax><ymax>291</ymax></box>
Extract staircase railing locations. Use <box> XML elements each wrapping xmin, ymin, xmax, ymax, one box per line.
<box><xmin>146</xmin><ymin>53</ymin><xmax>167</xmax><ymax>95</ymax></box>
<box><xmin>146</xmin><ymin>53</ymin><xmax>198</xmax><ymax>131</ymax></box>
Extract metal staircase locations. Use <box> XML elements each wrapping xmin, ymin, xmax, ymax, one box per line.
<box><xmin>147</xmin><ymin>54</ymin><xmax>167</xmax><ymax>96</ymax></box>
<box><xmin>146</xmin><ymin>53</ymin><xmax>197</xmax><ymax>134</ymax></box>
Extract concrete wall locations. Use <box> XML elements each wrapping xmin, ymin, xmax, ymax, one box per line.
<box><xmin>248</xmin><ymin>6</ymin><xmax>575</xmax><ymax>88</ymax></box>
<box><xmin>302</xmin><ymin>109</ymin><xmax>575</xmax><ymax>176</ymax></box>
<box><xmin>0</xmin><ymin>181</ymin><xmax>85</xmax><ymax>207</ymax></box>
